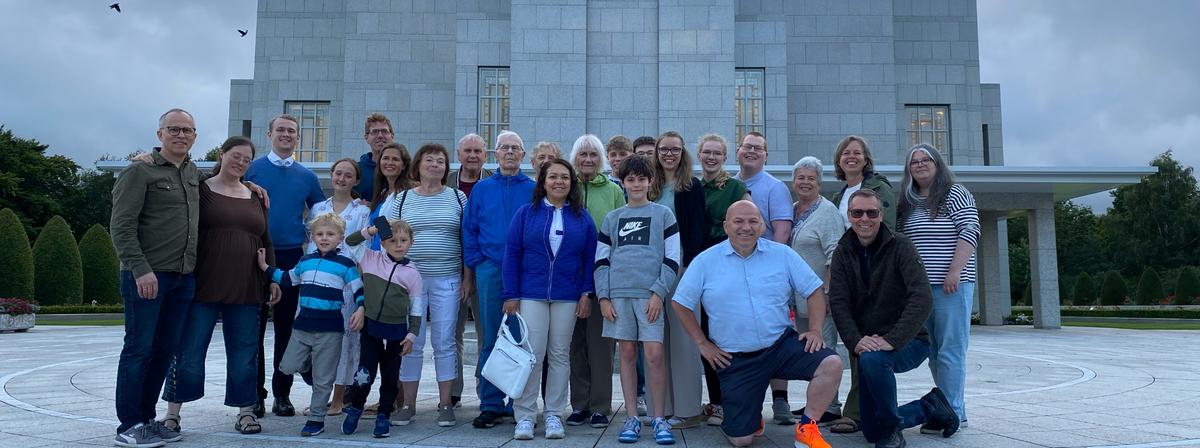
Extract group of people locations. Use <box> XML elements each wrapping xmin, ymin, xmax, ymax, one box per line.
<box><xmin>109</xmin><ymin>107</ymin><xmax>979</xmax><ymax>448</ymax></box>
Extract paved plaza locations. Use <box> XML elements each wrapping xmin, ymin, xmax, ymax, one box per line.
<box><xmin>1</xmin><ymin>324</ymin><xmax>1198</xmax><ymax>448</ymax></box>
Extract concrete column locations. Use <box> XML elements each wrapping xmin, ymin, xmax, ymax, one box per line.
<box><xmin>976</xmin><ymin>212</ymin><xmax>1010</xmax><ymax>326</ymax></box>
<box><xmin>1027</xmin><ymin>206</ymin><xmax>1062</xmax><ymax>329</ymax></box>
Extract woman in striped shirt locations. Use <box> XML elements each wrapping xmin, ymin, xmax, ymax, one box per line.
<box><xmin>392</xmin><ymin>143</ymin><xmax>469</xmax><ymax>427</ymax></box>
<box><xmin>897</xmin><ymin>143</ymin><xmax>979</xmax><ymax>430</ymax></box>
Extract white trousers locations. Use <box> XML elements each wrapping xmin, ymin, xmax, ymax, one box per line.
<box><xmin>399</xmin><ymin>275</ymin><xmax>460</xmax><ymax>382</ymax></box>
<box><xmin>513</xmin><ymin>300</ymin><xmax>578</xmax><ymax>422</ymax></box>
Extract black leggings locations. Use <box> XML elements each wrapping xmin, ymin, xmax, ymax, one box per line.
<box><xmin>701</xmin><ymin>307</ymin><xmax>723</xmax><ymax>405</ymax></box>
<box><xmin>344</xmin><ymin>332</ymin><xmax>405</xmax><ymax>415</ymax></box>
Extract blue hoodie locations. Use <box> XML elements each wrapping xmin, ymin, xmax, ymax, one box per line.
<box><xmin>501</xmin><ymin>201</ymin><xmax>597</xmax><ymax>302</ymax></box>
<box><xmin>355</xmin><ymin>152</ymin><xmax>377</xmax><ymax>201</ymax></box>
<box><xmin>461</xmin><ymin>170</ymin><xmax>536</xmax><ymax>268</ymax></box>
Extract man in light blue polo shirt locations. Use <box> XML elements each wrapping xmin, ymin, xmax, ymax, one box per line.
<box><xmin>735</xmin><ymin>132</ymin><xmax>793</xmax><ymax>244</ymax></box>
<box><xmin>670</xmin><ymin>200</ymin><xmax>842</xmax><ymax>448</ymax></box>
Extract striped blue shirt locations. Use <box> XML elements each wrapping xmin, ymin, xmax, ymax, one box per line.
<box><xmin>268</xmin><ymin>249</ymin><xmax>365</xmax><ymax>333</ymax></box>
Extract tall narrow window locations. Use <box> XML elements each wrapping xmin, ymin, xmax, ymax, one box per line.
<box><xmin>735</xmin><ymin>68</ymin><xmax>765</xmax><ymax>146</ymax></box>
<box><xmin>284</xmin><ymin>101</ymin><xmax>330</xmax><ymax>162</ymax></box>
<box><xmin>905</xmin><ymin>105</ymin><xmax>951</xmax><ymax>162</ymax></box>
<box><xmin>478</xmin><ymin>67</ymin><xmax>511</xmax><ymax>163</ymax></box>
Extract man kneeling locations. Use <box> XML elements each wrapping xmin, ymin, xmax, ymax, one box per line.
<box><xmin>671</xmin><ymin>200</ymin><xmax>842</xmax><ymax>448</ymax></box>
<box><xmin>829</xmin><ymin>190</ymin><xmax>959</xmax><ymax>448</ymax></box>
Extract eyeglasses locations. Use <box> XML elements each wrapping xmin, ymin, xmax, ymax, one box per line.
<box><xmin>909</xmin><ymin>157</ymin><xmax>933</xmax><ymax>167</ymax></box>
<box><xmin>368</xmin><ymin>128</ymin><xmax>392</xmax><ymax>136</ymax></box>
<box><xmin>659</xmin><ymin>147</ymin><xmax>683</xmax><ymax>155</ymax></box>
<box><xmin>849</xmin><ymin>208</ymin><xmax>881</xmax><ymax>219</ymax></box>
<box><xmin>740</xmin><ymin>144</ymin><xmax>765</xmax><ymax>152</ymax></box>
<box><xmin>162</xmin><ymin>126</ymin><xmax>196</xmax><ymax>136</ymax></box>
<box><xmin>497</xmin><ymin>144</ymin><xmax>523</xmax><ymax>153</ymax></box>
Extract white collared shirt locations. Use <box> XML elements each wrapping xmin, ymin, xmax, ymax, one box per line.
<box><xmin>544</xmin><ymin>198</ymin><xmax>564</xmax><ymax>256</ymax></box>
<box><xmin>267</xmin><ymin>150</ymin><xmax>295</xmax><ymax>167</ymax></box>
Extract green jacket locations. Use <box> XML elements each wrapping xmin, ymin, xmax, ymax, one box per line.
<box><xmin>831</xmin><ymin>171</ymin><xmax>897</xmax><ymax>231</ymax></box>
<box><xmin>110</xmin><ymin>150</ymin><xmax>200</xmax><ymax>278</ymax></box>
<box><xmin>579</xmin><ymin>174</ymin><xmax>626</xmax><ymax>229</ymax></box>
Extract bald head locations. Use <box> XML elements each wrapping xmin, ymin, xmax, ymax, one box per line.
<box><xmin>724</xmin><ymin>200</ymin><xmax>765</xmax><ymax>254</ymax></box>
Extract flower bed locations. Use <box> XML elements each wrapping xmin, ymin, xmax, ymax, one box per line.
<box><xmin>0</xmin><ymin>298</ymin><xmax>37</xmax><ymax>332</ymax></box>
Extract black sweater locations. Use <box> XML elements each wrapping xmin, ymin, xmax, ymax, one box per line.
<box><xmin>828</xmin><ymin>225</ymin><xmax>932</xmax><ymax>351</ymax></box>
<box><xmin>672</xmin><ymin>177</ymin><xmax>707</xmax><ymax>267</ymax></box>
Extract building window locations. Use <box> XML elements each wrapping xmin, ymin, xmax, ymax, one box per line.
<box><xmin>284</xmin><ymin>101</ymin><xmax>330</xmax><ymax>163</ymax></box>
<box><xmin>735</xmin><ymin>68</ymin><xmax>765</xmax><ymax>146</ymax></box>
<box><xmin>478</xmin><ymin>67</ymin><xmax>511</xmax><ymax>163</ymax></box>
<box><xmin>905</xmin><ymin>105</ymin><xmax>951</xmax><ymax>161</ymax></box>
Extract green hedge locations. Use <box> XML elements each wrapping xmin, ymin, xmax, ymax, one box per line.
<box><xmin>32</xmin><ymin>215</ymin><xmax>84</xmax><ymax>305</ymax></box>
<box><xmin>79</xmin><ymin>224</ymin><xmax>120</xmax><ymax>304</ymax></box>
<box><xmin>1010</xmin><ymin>306</ymin><xmax>1200</xmax><ymax>319</ymax></box>
<box><xmin>1177</xmin><ymin>267</ymin><xmax>1200</xmax><ymax>305</ymax></box>
<box><xmin>37</xmin><ymin>304</ymin><xmax>125</xmax><ymax>314</ymax></box>
<box><xmin>0</xmin><ymin>208</ymin><xmax>35</xmax><ymax>300</ymax></box>
<box><xmin>1099</xmin><ymin>271</ymin><xmax>1128</xmax><ymax>306</ymax></box>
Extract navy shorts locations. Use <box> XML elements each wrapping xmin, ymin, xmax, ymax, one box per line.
<box><xmin>716</xmin><ymin>328</ymin><xmax>837</xmax><ymax>438</ymax></box>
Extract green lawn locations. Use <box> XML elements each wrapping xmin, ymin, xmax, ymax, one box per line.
<box><xmin>1063</xmin><ymin>321</ymin><xmax>1200</xmax><ymax>330</ymax></box>
<box><xmin>38</xmin><ymin>318</ymin><xmax>124</xmax><ymax>326</ymax></box>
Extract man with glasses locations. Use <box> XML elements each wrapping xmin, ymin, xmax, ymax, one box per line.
<box><xmin>461</xmin><ymin>130</ymin><xmax>535</xmax><ymax>428</ymax></box>
<box><xmin>734</xmin><ymin>131</ymin><xmax>796</xmax><ymax>423</ymax></box>
<box><xmin>828</xmin><ymin>189</ymin><xmax>959</xmax><ymax>448</ymax></box>
<box><xmin>632</xmin><ymin>135</ymin><xmax>657</xmax><ymax>159</ymax></box>
<box><xmin>111</xmin><ymin>108</ymin><xmax>202</xmax><ymax>447</ymax></box>
<box><xmin>356</xmin><ymin>113</ymin><xmax>395</xmax><ymax>201</ymax></box>
<box><xmin>245</xmin><ymin>114</ymin><xmax>327</xmax><ymax>418</ymax></box>
<box><xmin>450</xmin><ymin>133</ymin><xmax>492</xmax><ymax>408</ymax></box>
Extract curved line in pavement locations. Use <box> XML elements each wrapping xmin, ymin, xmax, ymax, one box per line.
<box><xmin>0</xmin><ymin>354</ymin><xmax>120</xmax><ymax>426</ymax></box>
<box><xmin>966</xmin><ymin>349</ymin><xmax>1097</xmax><ymax>397</ymax></box>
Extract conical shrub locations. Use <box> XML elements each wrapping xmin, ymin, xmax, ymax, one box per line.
<box><xmin>1135</xmin><ymin>267</ymin><xmax>1164</xmax><ymax>306</ymax></box>
<box><xmin>0</xmin><ymin>208</ymin><xmax>35</xmax><ymax>300</ymax></box>
<box><xmin>79</xmin><ymin>224</ymin><xmax>120</xmax><ymax>304</ymax></box>
<box><xmin>1175</xmin><ymin>267</ymin><xmax>1200</xmax><ymax>306</ymax></box>
<box><xmin>32</xmin><ymin>215</ymin><xmax>83</xmax><ymax>305</ymax></box>
<box><xmin>1072</xmin><ymin>272</ymin><xmax>1096</xmax><ymax>306</ymax></box>
<box><xmin>1099</xmin><ymin>271</ymin><xmax>1128</xmax><ymax>306</ymax></box>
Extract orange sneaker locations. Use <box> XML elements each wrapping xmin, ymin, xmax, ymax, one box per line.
<box><xmin>794</xmin><ymin>421</ymin><xmax>831</xmax><ymax>448</ymax></box>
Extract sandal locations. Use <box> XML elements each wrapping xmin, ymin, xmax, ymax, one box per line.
<box><xmin>828</xmin><ymin>416</ymin><xmax>860</xmax><ymax>433</ymax></box>
<box><xmin>302</xmin><ymin>405</ymin><xmax>343</xmax><ymax>416</ymax></box>
<box><xmin>162</xmin><ymin>413</ymin><xmax>182</xmax><ymax>432</ymax></box>
<box><xmin>235</xmin><ymin>411</ymin><xmax>262</xmax><ymax>435</ymax></box>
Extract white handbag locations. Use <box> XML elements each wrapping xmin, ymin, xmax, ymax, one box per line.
<box><xmin>480</xmin><ymin>312</ymin><xmax>536</xmax><ymax>399</ymax></box>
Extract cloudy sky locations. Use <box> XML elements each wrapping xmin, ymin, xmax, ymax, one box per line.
<box><xmin>1</xmin><ymin>0</ymin><xmax>1196</xmax><ymax>211</ymax></box>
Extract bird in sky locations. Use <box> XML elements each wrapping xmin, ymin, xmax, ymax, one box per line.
<box><xmin>238</xmin><ymin>29</ymin><xmax>248</xmax><ymax>37</ymax></box>
<box><xmin>109</xmin><ymin>3</ymin><xmax>120</xmax><ymax>13</ymax></box>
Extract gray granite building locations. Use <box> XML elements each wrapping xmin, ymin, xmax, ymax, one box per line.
<box><xmin>219</xmin><ymin>0</ymin><xmax>1154</xmax><ymax>329</ymax></box>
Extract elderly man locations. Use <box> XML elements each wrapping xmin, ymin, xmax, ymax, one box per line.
<box><xmin>355</xmin><ymin>113</ymin><xmax>394</xmax><ymax>201</ymax></box>
<box><xmin>670</xmin><ymin>200</ymin><xmax>842</xmax><ymax>448</ymax></box>
<box><xmin>110</xmin><ymin>108</ymin><xmax>202</xmax><ymax>447</ymax></box>
<box><xmin>461</xmin><ymin>130</ymin><xmax>536</xmax><ymax>428</ymax></box>
<box><xmin>450</xmin><ymin>132</ymin><xmax>493</xmax><ymax>407</ymax></box>
<box><xmin>245</xmin><ymin>114</ymin><xmax>326</xmax><ymax>417</ymax></box>
<box><xmin>828</xmin><ymin>190</ymin><xmax>958</xmax><ymax>448</ymax></box>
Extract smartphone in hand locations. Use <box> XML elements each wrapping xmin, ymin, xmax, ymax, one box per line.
<box><xmin>373</xmin><ymin>215</ymin><xmax>393</xmax><ymax>241</ymax></box>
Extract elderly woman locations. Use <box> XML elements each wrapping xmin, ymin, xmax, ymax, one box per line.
<box><xmin>565</xmin><ymin>135</ymin><xmax>626</xmax><ymax>427</ymax></box>
<box><xmin>830</xmin><ymin>135</ymin><xmax>896</xmax><ymax>230</ymax></box>
<box><xmin>897</xmin><ymin>143</ymin><xmax>979</xmax><ymax>431</ymax></box>
<box><xmin>531</xmin><ymin>141</ymin><xmax>563</xmax><ymax>175</ymax></box>
<box><xmin>393</xmin><ymin>143</ymin><xmax>469</xmax><ymax>427</ymax></box>
<box><xmin>502</xmin><ymin>158</ymin><xmax>597</xmax><ymax>440</ymax></box>
<box><xmin>788</xmin><ymin>156</ymin><xmax>848</xmax><ymax>423</ymax></box>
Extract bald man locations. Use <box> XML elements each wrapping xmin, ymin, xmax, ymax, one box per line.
<box><xmin>670</xmin><ymin>200</ymin><xmax>842</xmax><ymax>448</ymax></box>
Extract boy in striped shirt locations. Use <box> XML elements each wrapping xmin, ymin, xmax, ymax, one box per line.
<box><xmin>257</xmin><ymin>212</ymin><xmax>364</xmax><ymax>437</ymax></box>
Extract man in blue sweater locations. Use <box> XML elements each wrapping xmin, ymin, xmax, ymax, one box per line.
<box><xmin>355</xmin><ymin>112</ymin><xmax>394</xmax><ymax>201</ymax></box>
<box><xmin>461</xmin><ymin>130</ymin><xmax>535</xmax><ymax>429</ymax></box>
<box><xmin>245</xmin><ymin>113</ymin><xmax>327</xmax><ymax>417</ymax></box>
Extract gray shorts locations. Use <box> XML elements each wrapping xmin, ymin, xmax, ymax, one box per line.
<box><xmin>602</xmin><ymin>297</ymin><xmax>664</xmax><ymax>343</ymax></box>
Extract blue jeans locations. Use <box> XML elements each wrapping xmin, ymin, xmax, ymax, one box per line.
<box><xmin>162</xmin><ymin>301</ymin><xmax>260</xmax><ymax>407</ymax></box>
<box><xmin>115</xmin><ymin>271</ymin><xmax>194</xmax><ymax>432</ymax></box>
<box><xmin>926</xmin><ymin>282</ymin><xmax>973</xmax><ymax>421</ymax></box>
<box><xmin>857</xmin><ymin>339</ymin><xmax>931</xmax><ymax>443</ymax></box>
<box><xmin>473</xmin><ymin>260</ymin><xmax>515</xmax><ymax>413</ymax></box>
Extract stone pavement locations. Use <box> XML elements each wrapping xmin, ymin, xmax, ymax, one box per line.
<box><xmin>2</xmin><ymin>324</ymin><xmax>1199</xmax><ymax>448</ymax></box>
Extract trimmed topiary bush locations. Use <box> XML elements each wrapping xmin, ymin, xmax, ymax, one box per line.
<box><xmin>79</xmin><ymin>224</ymin><xmax>120</xmax><ymax>304</ymax></box>
<box><xmin>32</xmin><ymin>215</ymin><xmax>83</xmax><ymax>305</ymax></box>
<box><xmin>1072</xmin><ymin>272</ymin><xmax>1096</xmax><ymax>306</ymax></box>
<box><xmin>1176</xmin><ymin>267</ymin><xmax>1200</xmax><ymax>306</ymax></box>
<box><xmin>1135</xmin><ymin>267</ymin><xmax>1164</xmax><ymax>305</ymax></box>
<box><xmin>1099</xmin><ymin>271</ymin><xmax>1128</xmax><ymax>306</ymax></box>
<box><xmin>0</xmin><ymin>208</ymin><xmax>35</xmax><ymax>300</ymax></box>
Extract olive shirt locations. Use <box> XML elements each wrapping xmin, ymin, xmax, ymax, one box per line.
<box><xmin>110</xmin><ymin>149</ymin><xmax>200</xmax><ymax>278</ymax></box>
<box><xmin>700</xmin><ymin>176</ymin><xmax>749</xmax><ymax>248</ymax></box>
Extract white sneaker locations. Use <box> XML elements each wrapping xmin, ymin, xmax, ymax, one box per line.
<box><xmin>707</xmin><ymin>405</ymin><xmax>724</xmax><ymax>426</ymax></box>
<box><xmin>544</xmin><ymin>415</ymin><xmax>565</xmax><ymax>439</ymax></box>
<box><xmin>636</xmin><ymin>395</ymin><xmax>648</xmax><ymax>416</ymax></box>
<box><xmin>513</xmin><ymin>419</ymin><xmax>535</xmax><ymax>440</ymax></box>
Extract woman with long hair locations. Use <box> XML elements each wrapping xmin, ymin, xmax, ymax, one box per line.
<box><xmin>501</xmin><ymin>158</ymin><xmax>598</xmax><ymax>441</ymax></box>
<box><xmin>897</xmin><ymin>143</ymin><xmax>979</xmax><ymax>431</ymax></box>
<box><xmin>368</xmin><ymin>143</ymin><xmax>412</xmax><ymax>250</ymax></box>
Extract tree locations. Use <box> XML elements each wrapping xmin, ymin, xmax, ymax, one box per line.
<box><xmin>79</xmin><ymin>224</ymin><xmax>120</xmax><ymax>304</ymax></box>
<box><xmin>1055</xmin><ymin>201</ymin><xmax>1111</xmax><ymax>278</ymax></box>
<box><xmin>32</xmin><ymin>216</ymin><xmax>83</xmax><ymax>305</ymax></box>
<box><xmin>1135</xmin><ymin>267</ymin><xmax>1164</xmax><ymax>305</ymax></box>
<box><xmin>1072</xmin><ymin>272</ymin><xmax>1096</xmax><ymax>306</ymax></box>
<box><xmin>60</xmin><ymin>169</ymin><xmax>116</xmax><ymax>237</ymax></box>
<box><xmin>1176</xmin><ymin>267</ymin><xmax>1200</xmax><ymax>306</ymax></box>
<box><xmin>203</xmin><ymin>146</ymin><xmax>221</xmax><ymax>161</ymax></box>
<box><xmin>0</xmin><ymin>208</ymin><xmax>35</xmax><ymax>300</ymax></box>
<box><xmin>1102</xmin><ymin>151</ymin><xmax>1200</xmax><ymax>273</ymax></box>
<box><xmin>1007</xmin><ymin>215</ymin><xmax>1029</xmax><ymax>304</ymax></box>
<box><xmin>1099</xmin><ymin>271</ymin><xmax>1128</xmax><ymax>306</ymax></box>
<box><xmin>0</xmin><ymin>126</ymin><xmax>81</xmax><ymax>238</ymax></box>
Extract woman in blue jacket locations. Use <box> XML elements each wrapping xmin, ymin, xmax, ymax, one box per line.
<box><xmin>501</xmin><ymin>158</ymin><xmax>598</xmax><ymax>441</ymax></box>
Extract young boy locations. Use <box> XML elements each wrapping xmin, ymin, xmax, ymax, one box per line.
<box><xmin>595</xmin><ymin>156</ymin><xmax>682</xmax><ymax>445</ymax></box>
<box><xmin>257</xmin><ymin>213</ymin><xmax>364</xmax><ymax>437</ymax></box>
<box><xmin>340</xmin><ymin>219</ymin><xmax>424</xmax><ymax>438</ymax></box>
